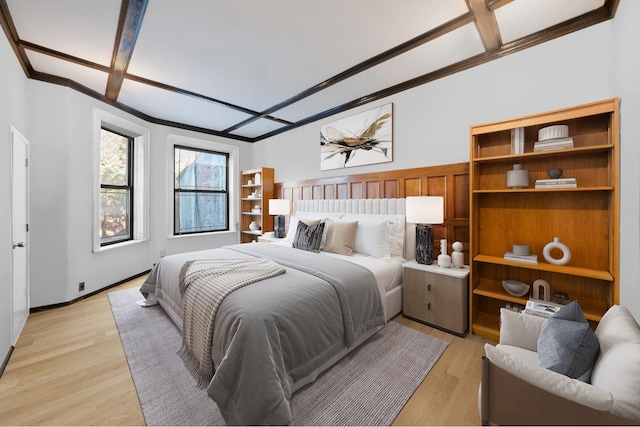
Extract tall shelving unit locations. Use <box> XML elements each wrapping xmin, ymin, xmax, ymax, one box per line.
<box><xmin>240</xmin><ymin>167</ymin><xmax>274</xmax><ymax>243</ymax></box>
<box><xmin>469</xmin><ymin>98</ymin><xmax>619</xmax><ymax>342</ymax></box>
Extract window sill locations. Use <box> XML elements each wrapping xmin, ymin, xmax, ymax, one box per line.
<box><xmin>93</xmin><ymin>238</ymin><xmax>148</xmax><ymax>253</ymax></box>
<box><xmin>167</xmin><ymin>230</ymin><xmax>237</xmax><ymax>240</ymax></box>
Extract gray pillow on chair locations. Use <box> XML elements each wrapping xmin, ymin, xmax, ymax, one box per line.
<box><xmin>537</xmin><ymin>300</ymin><xmax>600</xmax><ymax>382</ymax></box>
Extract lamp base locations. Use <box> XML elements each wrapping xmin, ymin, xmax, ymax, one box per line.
<box><xmin>274</xmin><ymin>215</ymin><xmax>285</xmax><ymax>238</ymax></box>
<box><xmin>415</xmin><ymin>224</ymin><xmax>434</xmax><ymax>265</ymax></box>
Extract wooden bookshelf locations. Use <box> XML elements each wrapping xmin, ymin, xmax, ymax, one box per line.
<box><xmin>469</xmin><ymin>98</ymin><xmax>619</xmax><ymax>340</ymax></box>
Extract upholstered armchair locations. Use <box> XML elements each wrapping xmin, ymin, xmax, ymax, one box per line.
<box><xmin>480</xmin><ymin>304</ymin><xmax>640</xmax><ymax>425</ymax></box>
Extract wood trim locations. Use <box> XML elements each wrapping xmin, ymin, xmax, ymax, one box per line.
<box><xmin>0</xmin><ymin>1</ymin><xmax>618</xmax><ymax>142</ymax></box>
<box><xmin>275</xmin><ymin>162</ymin><xmax>471</xmax><ymax>263</ymax></box>
<box><xmin>105</xmin><ymin>0</ymin><xmax>148</xmax><ymax>101</ymax></box>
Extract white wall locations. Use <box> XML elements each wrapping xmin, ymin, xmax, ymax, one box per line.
<box><xmin>0</xmin><ymin>31</ymin><xmax>29</xmax><ymax>361</ymax></box>
<box><xmin>254</xmin><ymin>21</ymin><xmax>613</xmax><ymax>182</ymax></box>
<box><xmin>6</xmin><ymin>5</ymin><xmax>638</xmax><ymax>321</ymax></box>
<box><xmin>255</xmin><ymin>15</ymin><xmax>640</xmax><ymax>318</ymax></box>
<box><xmin>613</xmin><ymin>0</ymin><xmax>640</xmax><ymax>314</ymax></box>
<box><xmin>26</xmin><ymin>83</ymin><xmax>253</xmax><ymax>306</ymax></box>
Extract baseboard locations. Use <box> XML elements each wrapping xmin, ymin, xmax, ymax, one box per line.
<box><xmin>30</xmin><ymin>270</ymin><xmax>151</xmax><ymax>313</ymax></box>
<box><xmin>1</xmin><ymin>346</ymin><xmax>14</xmax><ymax>379</ymax></box>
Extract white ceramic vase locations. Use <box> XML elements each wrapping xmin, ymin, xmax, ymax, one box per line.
<box><xmin>451</xmin><ymin>241</ymin><xmax>464</xmax><ymax>268</ymax></box>
<box><xmin>437</xmin><ymin>238</ymin><xmax>451</xmax><ymax>268</ymax></box>
<box><xmin>249</xmin><ymin>221</ymin><xmax>259</xmax><ymax>231</ymax></box>
<box><xmin>543</xmin><ymin>237</ymin><xmax>571</xmax><ymax>265</ymax></box>
<box><xmin>506</xmin><ymin>164</ymin><xmax>529</xmax><ymax>189</ymax></box>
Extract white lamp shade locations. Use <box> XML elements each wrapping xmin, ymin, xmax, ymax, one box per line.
<box><xmin>406</xmin><ymin>196</ymin><xmax>444</xmax><ymax>224</ymax></box>
<box><xmin>269</xmin><ymin>199</ymin><xmax>291</xmax><ymax>215</ymax></box>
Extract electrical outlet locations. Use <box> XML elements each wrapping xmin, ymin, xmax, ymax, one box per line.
<box><xmin>79</xmin><ymin>281</ymin><xmax>85</xmax><ymax>291</ymax></box>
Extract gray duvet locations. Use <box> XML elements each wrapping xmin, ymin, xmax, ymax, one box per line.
<box><xmin>140</xmin><ymin>243</ymin><xmax>386</xmax><ymax>425</ymax></box>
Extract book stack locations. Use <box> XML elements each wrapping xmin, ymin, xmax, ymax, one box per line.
<box><xmin>511</xmin><ymin>127</ymin><xmax>524</xmax><ymax>154</ymax></box>
<box><xmin>524</xmin><ymin>300</ymin><xmax>563</xmax><ymax>318</ymax></box>
<box><xmin>533</xmin><ymin>136</ymin><xmax>574</xmax><ymax>152</ymax></box>
<box><xmin>535</xmin><ymin>178</ymin><xmax>577</xmax><ymax>189</ymax></box>
<box><xmin>504</xmin><ymin>251</ymin><xmax>538</xmax><ymax>264</ymax></box>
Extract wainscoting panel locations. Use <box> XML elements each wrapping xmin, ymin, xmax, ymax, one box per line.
<box><xmin>275</xmin><ymin>162</ymin><xmax>470</xmax><ymax>263</ymax></box>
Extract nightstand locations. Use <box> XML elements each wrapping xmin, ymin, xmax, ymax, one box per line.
<box><xmin>257</xmin><ymin>232</ymin><xmax>285</xmax><ymax>243</ymax></box>
<box><xmin>402</xmin><ymin>260</ymin><xmax>469</xmax><ymax>336</ymax></box>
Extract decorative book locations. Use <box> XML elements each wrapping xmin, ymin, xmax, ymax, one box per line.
<box><xmin>524</xmin><ymin>300</ymin><xmax>563</xmax><ymax>318</ymax></box>
<box><xmin>535</xmin><ymin>178</ymin><xmax>577</xmax><ymax>189</ymax></box>
<box><xmin>504</xmin><ymin>251</ymin><xmax>538</xmax><ymax>264</ymax></box>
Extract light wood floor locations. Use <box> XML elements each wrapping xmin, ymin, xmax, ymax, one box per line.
<box><xmin>0</xmin><ymin>275</ymin><xmax>492</xmax><ymax>426</ymax></box>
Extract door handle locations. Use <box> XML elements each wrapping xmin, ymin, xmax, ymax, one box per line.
<box><xmin>13</xmin><ymin>242</ymin><xmax>25</xmax><ymax>249</ymax></box>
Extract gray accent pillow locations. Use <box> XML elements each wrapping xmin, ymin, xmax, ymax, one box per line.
<box><xmin>292</xmin><ymin>221</ymin><xmax>325</xmax><ymax>253</ymax></box>
<box><xmin>537</xmin><ymin>300</ymin><xmax>600</xmax><ymax>382</ymax></box>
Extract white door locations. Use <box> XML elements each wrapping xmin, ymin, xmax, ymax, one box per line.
<box><xmin>11</xmin><ymin>126</ymin><xmax>29</xmax><ymax>345</ymax></box>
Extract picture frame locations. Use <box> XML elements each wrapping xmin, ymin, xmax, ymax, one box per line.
<box><xmin>320</xmin><ymin>103</ymin><xmax>393</xmax><ymax>171</ymax></box>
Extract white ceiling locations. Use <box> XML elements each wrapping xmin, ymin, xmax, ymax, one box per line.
<box><xmin>1</xmin><ymin>0</ymin><xmax>616</xmax><ymax>142</ymax></box>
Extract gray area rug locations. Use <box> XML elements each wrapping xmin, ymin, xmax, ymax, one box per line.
<box><xmin>109</xmin><ymin>287</ymin><xmax>448</xmax><ymax>426</ymax></box>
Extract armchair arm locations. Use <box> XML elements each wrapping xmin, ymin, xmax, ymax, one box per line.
<box><xmin>499</xmin><ymin>308</ymin><xmax>547</xmax><ymax>351</ymax></box>
<box><xmin>484</xmin><ymin>344</ymin><xmax>614</xmax><ymax>411</ymax></box>
<box><xmin>481</xmin><ymin>349</ymin><xmax>637</xmax><ymax>425</ymax></box>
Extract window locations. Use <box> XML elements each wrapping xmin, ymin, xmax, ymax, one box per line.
<box><xmin>100</xmin><ymin>128</ymin><xmax>134</xmax><ymax>245</ymax></box>
<box><xmin>174</xmin><ymin>145</ymin><xmax>229</xmax><ymax>235</ymax></box>
<box><xmin>93</xmin><ymin>108</ymin><xmax>149</xmax><ymax>252</ymax></box>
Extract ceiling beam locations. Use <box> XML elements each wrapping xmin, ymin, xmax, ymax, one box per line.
<box><xmin>0</xmin><ymin>0</ymin><xmax>33</xmax><ymax>77</ymax></box>
<box><xmin>466</xmin><ymin>0</ymin><xmax>501</xmax><ymax>52</ymax></box>
<box><xmin>222</xmin><ymin>12</ymin><xmax>475</xmax><ymax>134</ymax></box>
<box><xmin>18</xmin><ymin>40</ymin><xmax>111</xmax><ymax>73</ymax></box>
<box><xmin>105</xmin><ymin>0</ymin><xmax>148</xmax><ymax>101</ymax></box>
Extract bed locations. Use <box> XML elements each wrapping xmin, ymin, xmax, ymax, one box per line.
<box><xmin>139</xmin><ymin>198</ymin><xmax>410</xmax><ymax>425</ymax></box>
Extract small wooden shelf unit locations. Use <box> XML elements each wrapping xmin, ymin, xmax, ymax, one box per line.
<box><xmin>240</xmin><ymin>167</ymin><xmax>274</xmax><ymax>243</ymax></box>
<box><xmin>469</xmin><ymin>98</ymin><xmax>619</xmax><ymax>342</ymax></box>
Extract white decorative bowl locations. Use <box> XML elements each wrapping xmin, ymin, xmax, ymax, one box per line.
<box><xmin>502</xmin><ymin>280</ymin><xmax>530</xmax><ymax>297</ymax></box>
<box><xmin>538</xmin><ymin>125</ymin><xmax>569</xmax><ymax>141</ymax></box>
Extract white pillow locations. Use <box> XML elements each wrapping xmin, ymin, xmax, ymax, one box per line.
<box><xmin>353</xmin><ymin>220</ymin><xmax>391</xmax><ymax>259</ymax></box>
<box><xmin>590</xmin><ymin>341</ymin><xmax>640</xmax><ymax>420</ymax></box>
<box><xmin>339</xmin><ymin>213</ymin><xmax>405</xmax><ymax>260</ymax></box>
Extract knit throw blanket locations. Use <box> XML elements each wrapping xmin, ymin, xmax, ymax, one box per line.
<box><xmin>177</xmin><ymin>258</ymin><xmax>286</xmax><ymax>389</ymax></box>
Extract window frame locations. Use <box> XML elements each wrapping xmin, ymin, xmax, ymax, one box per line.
<box><xmin>93</xmin><ymin>108</ymin><xmax>149</xmax><ymax>253</ymax></box>
<box><xmin>173</xmin><ymin>144</ymin><xmax>230</xmax><ymax>235</ymax></box>
<box><xmin>166</xmin><ymin>134</ymin><xmax>239</xmax><ymax>239</ymax></box>
<box><xmin>100</xmin><ymin>127</ymin><xmax>135</xmax><ymax>246</ymax></box>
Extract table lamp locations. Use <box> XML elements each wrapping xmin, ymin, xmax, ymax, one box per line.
<box><xmin>406</xmin><ymin>196</ymin><xmax>444</xmax><ymax>265</ymax></box>
<box><xmin>269</xmin><ymin>199</ymin><xmax>291</xmax><ymax>238</ymax></box>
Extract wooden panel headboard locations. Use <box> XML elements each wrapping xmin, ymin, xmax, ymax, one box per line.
<box><xmin>274</xmin><ymin>162</ymin><xmax>470</xmax><ymax>263</ymax></box>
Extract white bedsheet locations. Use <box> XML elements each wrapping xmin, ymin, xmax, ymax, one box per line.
<box><xmin>270</xmin><ymin>240</ymin><xmax>403</xmax><ymax>293</ymax></box>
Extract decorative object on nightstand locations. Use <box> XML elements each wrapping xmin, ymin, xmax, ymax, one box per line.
<box><xmin>437</xmin><ymin>238</ymin><xmax>451</xmax><ymax>268</ymax></box>
<box><xmin>543</xmin><ymin>237</ymin><xmax>571</xmax><ymax>265</ymax></box>
<box><xmin>452</xmin><ymin>241</ymin><xmax>464</xmax><ymax>268</ymax></box>
<box><xmin>506</xmin><ymin>164</ymin><xmax>529</xmax><ymax>189</ymax></box>
<box><xmin>249</xmin><ymin>221</ymin><xmax>260</xmax><ymax>232</ymax></box>
<box><xmin>406</xmin><ymin>196</ymin><xmax>444</xmax><ymax>265</ymax></box>
<box><xmin>269</xmin><ymin>199</ymin><xmax>291</xmax><ymax>238</ymax></box>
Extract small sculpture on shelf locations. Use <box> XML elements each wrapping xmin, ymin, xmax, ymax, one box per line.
<box><xmin>547</xmin><ymin>168</ymin><xmax>563</xmax><ymax>179</ymax></box>
<box><xmin>543</xmin><ymin>237</ymin><xmax>571</xmax><ymax>265</ymax></box>
<box><xmin>532</xmin><ymin>279</ymin><xmax>551</xmax><ymax>302</ymax></box>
